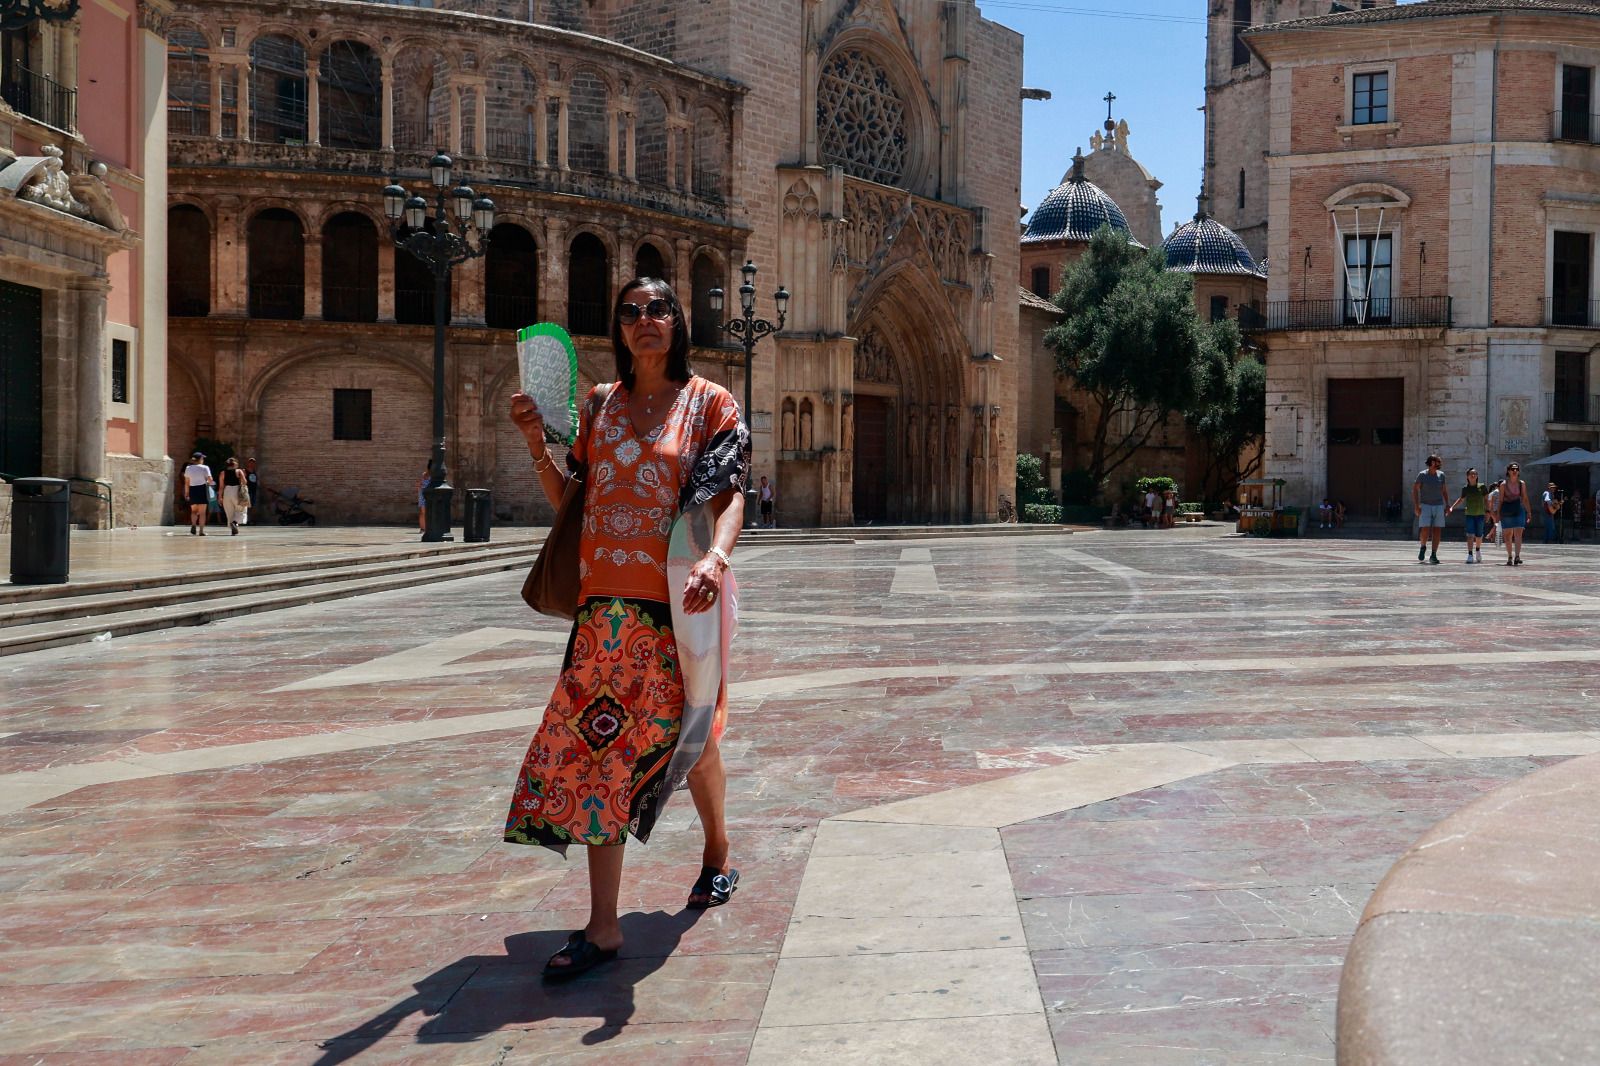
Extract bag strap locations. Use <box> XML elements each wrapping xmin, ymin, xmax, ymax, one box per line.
<box><xmin>569</xmin><ymin>384</ymin><xmax>614</xmax><ymax>480</ymax></box>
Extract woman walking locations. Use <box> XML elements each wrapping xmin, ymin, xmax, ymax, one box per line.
<box><xmin>504</xmin><ymin>277</ymin><xmax>749</xmax><ymax>981</ymax></box>
<box><xmin>1450</xmin><ymin>468</ymin><xmax>1490</xmax><ymax>563</ymax></box>
<box><xmin>180</xmin><ymin>452</ymin><xmax>214</xmax><ymax>536</ymax></box>
<box><xmin>218</xmin><ymin>458</ymin><xmax>250</xmax><ymax>536</ymax></box>
<box><xmin>1498</xmin><ymin>463</ymin><xmax>1530</xmax><ymax>565</ymax></box>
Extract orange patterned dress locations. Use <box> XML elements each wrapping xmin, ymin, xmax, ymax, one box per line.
<box><xmin>505</xmin><ymin>376</ymin><xmax>747</xmax><ymax>851</ymax></box>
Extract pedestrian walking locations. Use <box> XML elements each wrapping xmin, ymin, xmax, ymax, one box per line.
<box><xmin>1498</xmin><ymin>463</ymin><xmax>1530</xmax><ymax>565</ymax></box>
<box><xmin>218</xmin><ymin>458</ymin><xmax>251</xmax><ymax>536</ymax></box>
<box><xmin>1485</xmin><ymin>480</ymin><xmax>1501</xmax><ymax>546</ymax></box>
<box><xmin>1543</xmin><ymin>482</ymin><xmax>1561</xmax><ymax>544</ymax></box>
<box><xmin>758</xmin><ymin>475</ymin><xmax>775</xmax><ymax>528</ymax></box>
<box><xmin>1412</xmin><ymin>454</ymin><xmax>1450</xmax><ymax>565</ymax></box>
<box><xmin>180</xmin><ymin>452</ymin><xmax>214</xmax><ymax>536</ymax></box>
<box><xmin>244</xmin><ymin>457</ymin><xmax>261</xmax><ymax>518</ymax></box>
<box><xmin>417</xmin><ymin>465</ymin><xmax>431</xmax><ymax>533</ymax></box>
<box><xmin>1450</xmin><ymin>468</ymin><xmax>1490</xmax><ymax>563</ymax></box>
<box><xmin>1162</xmin><ymin>490</ymin><xmax>1178</xmax><ymax>529</ymax></box>
<box><xmin>504</xmin><ymin>277</ymin><xmax>749</xmax><ymax>981</ymax></box>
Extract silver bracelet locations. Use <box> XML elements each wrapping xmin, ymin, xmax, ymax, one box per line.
<box><xmin>707</xmin><ymin>546</ymin><xmax>732</xmax><ymax>569</ymax></box>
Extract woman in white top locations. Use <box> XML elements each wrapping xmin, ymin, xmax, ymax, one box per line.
<box><xmin>181</xmin><ymin>452</ymin><xmax>215</xmax><ymax>536</ymax></box>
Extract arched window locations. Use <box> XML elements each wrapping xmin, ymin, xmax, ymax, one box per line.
<box><xmin>817</xmin><ymin>49</ymin><xmax>908</xmax><ymax>187</ymax></box>
<box><xmin>321</xmin><ymin>212</ymin><xmax>378</xmax><ymax>322</ymax></box>
<box><xmin>693</xmin><ymin>109</ymin><xmax>727</xmax><ymax>201</ymax></box>
<box><xmin>319</xmin><ymin>40</ymin><xmax>381</xmax><ymax>150</ymax></box>
<box><xmin>568</xmin><ymin>233</ymin><xmax>609</xmax><ymax>336</ymax></box>
<box><xmin>166</xmin><ymin>24</ymin><xmax>210</xmax><ymax>136</ymax></box>
<box><xmin>248</xmin><ymin>208</ymin><xmax>304</xmax><ymax>319</ymax></box>
<box><xmin>691</xmin><ymin>253</ymin><xmax>721</xmax><ymax>347</ymax></box>
<box><xmin>395</xmin><ymin>219</ymin><xmax>449</xmax><ymax>325</ymax></box>
<box><xmin>393</xmin><ymin>47</ymin><xmax>449</xmax><ymax>149</ymax></box>
<box><xmin>486</xmin><ymin>57</ymin><xmax>538</xmax><ymax>162</ymax></box>
<box><xmin>635</xmin><ymin>89</ymin><xmax>669</xmax><ymax>187</ymax></box>
<box><xmin>634</xmin><ymin>241</ymin><xmax>666</xmax><ymax>281</ymax></box>
<box><xmin>568</xmin><ymin>70</ymin><xmax>609</xmax><ymax>175</ymax></box>
<box><xmin>249</xmin><ymin>34</ymin><xmax>307</xmax><ymax>144</ymax></box>
<box><xmin>486</xmin><ymin>223</ymin><xmax>538</xmax><ymax>330</ymax></box>
<box><xmin>1238</xmin><ymin>168</ymin><xmax>1246</xmax><ymax>211</ymax></box>
<box><xmin>168</xmin><ymin>205</ymin><xmax>210</xmax><ymax>316</ymax></box>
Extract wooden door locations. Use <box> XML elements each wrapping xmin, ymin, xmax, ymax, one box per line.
<box><xmin>1327</xmin><ymin>378</ymin><xmax>1403</xmax><ymax>519</ymax></box>
<box><xmin>853</xmin><ymin>395</ymin><xmax>890</xmax><ymax>523</ymax></box>
<box><xmin>0</xmin><ymin>279</ymin><xmax>43</xmax><ymax>477</ymax></box>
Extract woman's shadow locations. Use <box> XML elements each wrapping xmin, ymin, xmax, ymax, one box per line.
<box><xmin>310</xmin><ymin>908</ymin><xmax>706</xmax><ymax>1064</ymax></box>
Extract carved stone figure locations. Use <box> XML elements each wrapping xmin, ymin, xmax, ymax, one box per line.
<box><xmin>799</xmin><ymin>398</ymin><xmax>814</xmax><ymax>452</ymax></box>
<box><xmin>781</xmin><ymin>398</ymin><xmax>798</xmax><ymax>451</ymax></box>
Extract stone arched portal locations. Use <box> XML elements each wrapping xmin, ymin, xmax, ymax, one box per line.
<box><xmin>849</xmin><ymin>264</ymin><xmax>968</xmax><ymax>524</ymax></box>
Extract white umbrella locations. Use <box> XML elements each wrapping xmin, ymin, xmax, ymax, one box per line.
<box><xmin>1524</xmin><ymin>447</ymin><xmax>1598</xmax><ymax>466</ymax></box>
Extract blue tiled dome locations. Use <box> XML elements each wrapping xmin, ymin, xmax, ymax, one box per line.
<box><xmin>1023</xmin><ymin>151</ymin><xmax>1136</xmax><ymax>246</ymax></box>
<box><xmin>1163</xmin><ymin>209</ymin><xmax>1262</xmax><ymax>277</ymax></box>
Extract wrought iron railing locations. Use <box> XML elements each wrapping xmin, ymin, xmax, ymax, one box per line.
<box><xmin>1240</xmin><ymin>296</ymin><xmax>1452</xmax><ymax>332</ymax></box>
<box><xmin>485</xmin><ymin>293</ymin><xmax>535</xmax><ymax>331</ymax></box>
<box><xmin>2</xmin><ymin>65</ymin><xmax>77</xmax><ymax>130</ymax></box>
<box><xmin>248</xmin><ymin>282</ymin><xmax>304</xmax><ymax>320</ymax></box>
<box><xmin>569</xmin><ymin>299</ymin><xmax>609</xmax><ymax>337</ymax></box>
<box><xmin>322</xmin><ymin>285</ymin><xmax>378</xmax><ymax>323</ymax></box>
<box><xmin>1546</xmin><ymin>391</ymin><xmax>1600</xmax><ymax>424</ymax></box>
<box><xmin>168</xmin><ymin>106</ymin><xmax>209</xmax><ymax>136</ymax></box>
<box><xmin>1546</xmin><ymin>297</ymin><xmax>1600</xmax><ymax>328</ymax></box>
<box><xmin>1552</xmin><ymin>109</ymin><xmax>1600</xmax><ymax>144</ymax></box>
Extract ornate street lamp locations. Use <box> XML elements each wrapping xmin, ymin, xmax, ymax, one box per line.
<box><xmin>709</xmin><ymin>260</ymin><xmax>788</xmax><ymax>521</ymax></box>
<box><xmin>381</xmin><ymin>152</ymin><xmax>495</xmax><ymax>542</ymax></box>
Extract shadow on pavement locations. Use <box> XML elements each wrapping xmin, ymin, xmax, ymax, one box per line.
<box><xmin>310</xmin><ymin>908</ymin><xmax>707</xmax><ymax>1063</ymax></box>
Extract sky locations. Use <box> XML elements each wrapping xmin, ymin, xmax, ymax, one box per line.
<box><xmin>980</xmin><ymin>1</ymin><xmax>1211</xmax><ymax>239</ymax></box>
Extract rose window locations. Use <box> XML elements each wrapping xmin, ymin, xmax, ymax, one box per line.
<box><xmin>817</xmin><ymin>49</ymin><xmax>909</xmax><ymax>187</ymax></box>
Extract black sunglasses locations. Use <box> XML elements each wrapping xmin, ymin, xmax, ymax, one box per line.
<box><xmin>618</xmin><ymin>298</ymin><xmax>675</xmax><ymax>325</ymax></box>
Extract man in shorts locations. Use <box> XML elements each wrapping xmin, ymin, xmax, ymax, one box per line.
<box><xmin>1412</xmin><ymin>454</ymin><xmax>1450</xmax><ymax>564</ymax></box>
<box><xmin>757</xmin><ymin>476</ymin><xmax>775</xmax><ymax>528</ymax></box>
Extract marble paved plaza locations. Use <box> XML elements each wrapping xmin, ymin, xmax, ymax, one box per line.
<box><xmin>2</xmin><ymin>529</ymin><xmax>1600</xmax><ymax>1064</ymax></box>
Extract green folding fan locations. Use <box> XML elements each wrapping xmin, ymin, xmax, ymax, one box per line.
<box><xmin>516</xmin><ymin>322</ymin><xmax>580</xmax><ymax>446</ymax></box>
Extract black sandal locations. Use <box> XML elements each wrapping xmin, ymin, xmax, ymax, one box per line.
<box><xmin>687</xmin><ymin>865</ymin><xmax>739</xmax><ymax>910</ymax></box>
<box><xmin>542</xmin><ymin>931</ymin><xmax>618</xmax><ymax>982</ymax></box>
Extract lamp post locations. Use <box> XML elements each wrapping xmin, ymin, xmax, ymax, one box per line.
<box><xmin>382</xmin><ymin>152</ymin><xmax>495</xmax><ymax>542</ymax></box>
<box><xmin>709</xmin><ymin>260</ymin><xmax>789</xmax><ymax>519</ymax></box>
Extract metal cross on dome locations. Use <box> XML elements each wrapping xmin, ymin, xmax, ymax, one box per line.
<box><xmin>1</xmin><ymin>0</ymin><xmax>79</xmax><ymax>30</ymax></box>
<box><xmin>1103</xmin><ymin>90</ymin><xmax>1117</xmax><ymax>130</ymax></box>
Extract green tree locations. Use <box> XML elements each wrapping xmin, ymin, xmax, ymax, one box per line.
<box><xmin>1186</xmin><ymin>348</ymin><xmax>1266</xmax><ymax>507</ymax></box>
<box><xmin>1045</xmin><ymin>226</ymin><xmax>1229</xmax><ymax>493</ymax></box>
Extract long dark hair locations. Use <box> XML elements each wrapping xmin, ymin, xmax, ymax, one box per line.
<box><xmin>611</xmin><ymin>277</ymin><xmax>692</xmax><ymax>390</ymax></box>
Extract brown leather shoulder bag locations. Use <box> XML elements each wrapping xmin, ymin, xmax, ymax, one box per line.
<box><xmin>521</xmin><ymin>385</ymin><xmax>611</xmax><ymax>619</ymax></box>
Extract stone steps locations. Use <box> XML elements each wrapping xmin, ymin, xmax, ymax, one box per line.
<box><xmin>0</xmin><ymin>540</ymin><xmax>539</xmax><ymax>658</ymax></box>
<box><xmin>743</xmin><ymin>524</ymin><xmax>1077</xmax><ymax>544</ymax></box>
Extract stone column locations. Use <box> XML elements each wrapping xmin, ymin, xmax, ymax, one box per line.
<box><xmin>378</xmin><ymin>237</ymin><xmax>396</xmax><ymax>322</ymax></box>
<box><xmin>450</xmin><ymin>84</ymin><xmax>464</xmax><ymax>155</ymax></box>
<box><xmin>380</xmin><ymin>54</ymin><xmax>395</xmax><ymax>149</ymax></box>
<box><xmin>209</xmin><ymin>64</ymin><xmax>223</xmax><ymax>138</ymax></box>
<box><xmin>606</xmin><ymin>106</ymin><xmax>620</xmax><ymax>176</ymax></box>
<box><xmin>474</xmin><ymin>87</ymin><xmax>488</xmax><ymax>157</ymax></box>
<box><xmin>624</xmin><ymin>112</ymin><xmax>637</xmax><ymax>181</ymax></box>
<box><xmin>534</xmin><ymin>93</ymin><xmax>548</xmax><ymax>167</ymax></box>
<box><xmin>214</xmin><ymin>196</ymin><xmax>245</xmax><ymax>315</ymax></box>
<box><xmin>683</xmin><ymin>125</ymin><xmax>695</xmax><ymax>195</ymax></box>
<box><xmin>73</xmin><ymin>279</ymin><xmax>110</xmax><ymax>525</ymax></box>
<box><xmin>306</xmin><ymin>59</ymin><xmax>321</xmax><ymax>145</ymax></box>
<box><xmin>665</xmin><ymin>123</ymin><xmax>678</xmax><ymax>190</ymax></box>
<box><xmin>456</xmin><ymin>254</ymin><xmax>487</xmax><ymax>326</ymax></box>
<box><xmin>556</xmin><ymin>97</ymin><xmax>570</xmax><ymax>171</ymax></box>
<box><xmin>674</xmin><ymin>237</ymin><xmax>693</xmax><ymax>308</ymax></box>
<box><xmin>303</xmin><ymin>235</ymin><xmax>323</xmax><ymax>319</ymax></box>
<box><xmin>544</xmin><ymin>217</ymin><xmax>569</xmax><ymax>324</ymax></box>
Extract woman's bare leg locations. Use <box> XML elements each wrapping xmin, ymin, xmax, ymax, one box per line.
<box><xmin>687</xmin><ymin>736</ymin><xmax>731</xmax><ymax>902</ymax></box>
<box><xmin>547</xmin><ymin>843</ymin><xmax>624</xmax><ymax>966</ymax></box>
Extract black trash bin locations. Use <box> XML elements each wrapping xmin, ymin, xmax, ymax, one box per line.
<box><xmin>464</xmin><ymin>488</ymin><xmax>493</xmax><ymax>543</ymax></box>
<box><xmin>9</xmin><ymin>477</ymin><xmax>71</xmax><ymax>585</ymax></box>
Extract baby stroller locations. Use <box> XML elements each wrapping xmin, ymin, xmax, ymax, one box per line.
<box><xmin>270</xmin><ymin>487</ymin><xmax>317</xmax><ymax>526</ymax></box>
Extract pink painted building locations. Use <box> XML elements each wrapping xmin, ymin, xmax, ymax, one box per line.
<box><xmin>0</xmin><ymin>0</ymin><xmax>171</xmax><ymax>527</ymax></box>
